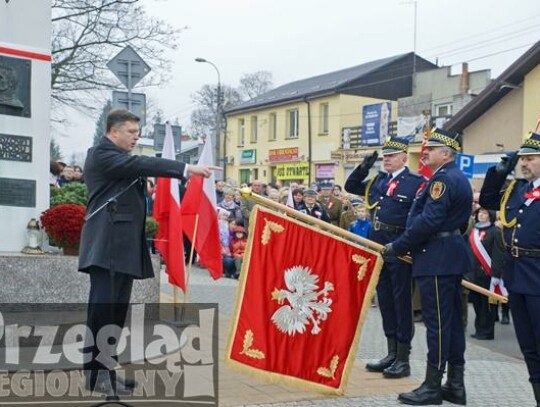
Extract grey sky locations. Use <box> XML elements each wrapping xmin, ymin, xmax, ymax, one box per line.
<box><xmin>56</xmin><ymin>0</ymin><xmax>540</xmax><ymax>159</ymax></box>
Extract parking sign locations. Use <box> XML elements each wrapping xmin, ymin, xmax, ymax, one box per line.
<box><xmin>457</xmin><ymin>153</ymin><xmax>475</xmax><ymax>178</ymax></box>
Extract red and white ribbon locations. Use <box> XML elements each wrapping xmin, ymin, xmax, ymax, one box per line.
<box><xmin>469</xmin><ymin>228</ymin><xmax>492</xmax><ymax>276</ymax></box>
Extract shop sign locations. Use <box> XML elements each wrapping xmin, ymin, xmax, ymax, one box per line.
<box><xmin>316</xmin><ymin>164</ymin><xmax>336</xmax><ymax>178</ymax></box>
<box><xmin>239</xmin><ymin>149</ymin><xmax>256</xmax><ymax>165</ymax></box>
<box><xmin>269</xmin><ymin>147</ymin><xmax>299</xmax><ymax>163</ymax></box>
<box><xmin>275</xmin><ymin>163</ymin><xmax>309</xmax><ymax>180</ymax></box>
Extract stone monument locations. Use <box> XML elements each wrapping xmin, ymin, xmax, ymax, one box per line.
<box><xmin>0</xmin><ymin>1</ymin><xmax>51</xmax><ymax>251</ymax></box>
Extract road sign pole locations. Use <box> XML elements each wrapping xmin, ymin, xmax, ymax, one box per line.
<box><xmin>127</xmin><ymin>60</ymin><xmax>132</xmax><ymax>112</ymax></box>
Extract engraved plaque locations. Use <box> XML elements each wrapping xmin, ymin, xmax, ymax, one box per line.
<box><xmin>0</xmin><ymin>178</ymin><xmax>36</xmax><ymax>207</ymax></box>
<box><xmin>0</xmin><ymin>55</ymin><xmax>31</xmax><ymax>118</ymax></box>
<box><xmin>0</xmin><ymin>134</ymin><xmax>32</xmax><ymax>162</ymax></box>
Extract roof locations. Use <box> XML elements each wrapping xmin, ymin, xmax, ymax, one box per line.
<box><xmin>226</xmin><ymin>53</ymin><xmax>436</xmax><ymax>114</ymax></box>
<box><xmin>445</xmin><ymin>40</ymin><xmax>540</xmax><ymax>132</ymax></box>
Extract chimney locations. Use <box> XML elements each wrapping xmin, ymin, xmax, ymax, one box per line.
<box><xmin>459</xmin><ymin>62</ymin><xmax>469</xmax><ymax>95</ymax></box>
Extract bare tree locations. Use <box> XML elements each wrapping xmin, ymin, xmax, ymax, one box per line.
<box><xmin>238</xmin><ymin>71</ymin><xmax>273</xmax><ymax>100</ymax></box>
<box><xmin>51</xmin><ymin>0</ymin><xmax>183</xmax><ymax>110</ymax></box>
<box><xmin>190</xmin><ymin>84</ymin><xmax>242</xmax><ymax>138</ymax></box>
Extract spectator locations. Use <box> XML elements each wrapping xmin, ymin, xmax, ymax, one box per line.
<box><xmin>146</xmin><ymin>179</ymin><xmax>155</xmax><ymax>216</ymax></box>
<box><xmin>301</xmin><ymin>189</ymin><xmax>330</xmax><ymax>222</ymax></box>
<box><xmin>268</xmin><ymin>189</ymin><xmax>280</xmax><ymax>202</ymax></box>
<box><xmin>230</xmin><ymin>225</ymin><xmax>248</xmax><ymax>278</ymax></box>
<box><xmin>58</xmin><ymin>165</ymin><xmax>75</xmax><ymax>186</ymax></box>
<box><xmin>50</xmin><ymin>160</ymin><xmax>62</xmax><ymax>187</ymax></box>
<box><xmin>218</xmin><ymin>188</ymin><xmax>243</xmax><ymax>224</ymax></box>
<box><xmin>73</xmin><ymin>165</ymin><xmax>84</xmax><ymax>183</ymax></box>
<box><xmin>333</xmin><ymin>184</ymin><xmax>343</xmax><ymax>198</ymax></box>
<box><xmin>217</xmin><ymin>208</ymin><xmax>235</xmax><ymax>277</ymax></box>
<box><xmin>349</xmin><ymin>203</ymin><xmax>371</xmax><ymax>238</ymax></box>
<box><xmin>215</xmin><ymin>180</ymin><xmax>225</xmax><ymax>203</ymax></box>
<box><xmin>340</xmin><ymin>196</ymin><xmax>360</xmax><ymax>230</ymax></box>
<box><xmin>292</xmin><ymin>188</ymin><xmax>306</xmax><ymax>211</ymax></box>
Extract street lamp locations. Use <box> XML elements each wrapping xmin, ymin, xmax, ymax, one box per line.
<box><xmin>195</xmin><ymin>57</ymin><xmax>224</xmax><ymax>179</ymax></box>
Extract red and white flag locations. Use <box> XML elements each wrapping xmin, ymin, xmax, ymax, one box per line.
<box><xmin>418</xmin><ymin>120</ymin><xmax>433</xmax><ymax>179</ymax></box>
<box><xmin>181</xmin><ymin>138</ymin><xmax>223</xmax><ymax>280</ymax></box>
<box><xmin>153</xmin><ymin>122</ymin><xmax>186</xmax><ymax>290</ymax></box>
<box><xmin>226</xmin><ymin>207</ymin><xmax>382</xmax><ymax>393</ymax></box>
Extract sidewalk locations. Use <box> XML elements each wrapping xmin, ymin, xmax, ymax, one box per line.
<box><xmin>162</xmin><ymin>267</ymin><xmax>532</xmax><ymax>407</ymax></box>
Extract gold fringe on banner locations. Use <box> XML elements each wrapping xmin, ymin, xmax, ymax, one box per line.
<box><xmin>224</xmin><ymin>204</ymin><xmax>384</xmax><ymax>395</ymax></box>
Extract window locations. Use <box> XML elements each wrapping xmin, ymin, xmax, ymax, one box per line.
<box><xmin>436</xmin><ymin>103</ymin><xmax>453</xmax><ymax>117</ymax></box>
<box><xmin>287</xmin><ymin>109</ymin><xmax>299</xmax><ymax>139</ymax></box>
<box><xmin>268</xmin><ymin>113</ymin><xmax>277</xmax><ymax>141</ymax></box>
<box><xmin>320</xmin><ymin>103</ymin><xmax>329</xmax><ymax>134</ymax></box>
<box><xmin>239</xmin><ymin>169</ymin><xmax>250</xmax><ymax>184</ymax></box>
<box><xmin>238</xmin><ymin>119</ymin><xmax>245</xmax><ymax>147</ymax></box>
<box><xmin>250</xmin><ymin>116</ymin><xmax>258</xmax><ymax>143</ymax></box>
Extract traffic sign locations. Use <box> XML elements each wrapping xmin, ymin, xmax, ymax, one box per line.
<box><xmin>107</xmin><ymin>46</ymin><xmax>151</xmax><ymax>89</ymax></box>
<box><xmin>457</xmin><ymin>153</ymin><xmax>475</xmax><ymax>179</ymax></box>
<box><xmin>153</xmin><ymin>123</ymin><xmax>182</xmax><ymax>153</ymax></box>
<box><xmin>112</xmin><ymin>91</ymin><xmax>146</xmax><ymax>127</ymax></box>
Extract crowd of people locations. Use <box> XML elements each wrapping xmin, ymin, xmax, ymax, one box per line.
<box><xmin>49</xmin><ymin>160</ymin><xmax>84</xmax><ymax>187</ymax></box>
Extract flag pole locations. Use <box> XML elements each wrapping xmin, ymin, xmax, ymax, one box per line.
<box><xmin>184</xmin><ymin>214</ymin><xmax>200</xmax><ymax>304</ymax></box>
<box><xmin>240</xmin><ymin>188</ymin><xmax>507</xmax><ymax>304</ymax></box>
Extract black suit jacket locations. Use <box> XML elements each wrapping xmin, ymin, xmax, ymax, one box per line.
<box><xmin>78</xmin><ymin>137</ymin><xmax>186</xmax><ymax>279</ymax></box>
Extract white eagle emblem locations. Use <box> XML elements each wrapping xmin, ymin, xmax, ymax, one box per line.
<box><xmin>271</xmin><ymin>265</ymin><xmax>334</xmax><ymax>335</ymax></box>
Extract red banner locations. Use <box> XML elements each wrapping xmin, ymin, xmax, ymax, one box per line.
<box><xmin>226</xmin><ymin>207</ymin><xmax>382</xmax><ymax>394</ymax></box>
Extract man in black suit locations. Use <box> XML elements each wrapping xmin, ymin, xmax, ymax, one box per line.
<box><xmin>79</xmin><ymin>109</ymin><xmax>217</xmax><ymax>394</ymax></box>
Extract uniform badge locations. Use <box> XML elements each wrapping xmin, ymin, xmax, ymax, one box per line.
<box><xmin>429</xmin><ymin>181</ymin><xmax>446</xmax><ymax>200</ymax></box>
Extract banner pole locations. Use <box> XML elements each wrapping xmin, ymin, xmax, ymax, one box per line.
<box><xmin>184</xmin><ymin>214</ymin><xmax>200</xmax><ymax>304</ymax></box>
<box><xmin>240</xmin><ymin>188</ymin><xmax>507</xmax><ymax>304</ymax></box>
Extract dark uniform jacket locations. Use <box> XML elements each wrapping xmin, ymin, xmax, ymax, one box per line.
<box><xmin>345</xmin><ymin>166</ymin><xmax>424</xmax><ymax>262</ymax></box>
<box><xmin>392</xmin><ymin>161</ymin><xmax>473</xmax><ymax>276</ymax></box>
<box><xmin>480</xmin><ymin>167</ymin><xmax>540</xmax><ymax>295</ymax></box>
<box><xmin>301</xmin><ymin>203</ymin><xmax>331</xmax><ymax>223</ymax></box>
<box><xmin>78</xmin><ymin>137</ymin><xmax>186</xmax><ymax>279</ymax></box>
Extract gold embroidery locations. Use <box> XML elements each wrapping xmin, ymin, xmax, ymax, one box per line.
<box><xmin>499</xmin><ymin>179</ymin><xmax>517</xmax><ymax>228</ymax></box>
<box><xmin>317</xmin><ymin>355</ymin><xmax>339</xmax><ymax>379</ymax></box>
<box><xmin>261</xmin><ymin>218</ymin><xmax>285</xmax><ymax>245</ymax></box>
<box><xmin>240</xmin><ymin>330</ymin><xmax>265</xmax><ymax>360</ymax></box>
<box><xmin>352</xmin><ymin>254</ymin><xmax>371</xmax><ymax>281</ymax></box>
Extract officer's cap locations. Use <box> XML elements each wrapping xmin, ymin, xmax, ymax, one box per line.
<box><xmin>382</xmin><ymin>137</ymin><xmax>409</xmax><ymax>155</ymax></box>
<box><xmin>518</xmin><ymin>132</ymin><xmax>540</xmax><ymax>156</ymax></box>
<box><xmin>350</xmin><ymin>198</ymin><xmax>362</xmax><ymax>206</ymax></box>
<box><xmin>425</xmin><ymin>128</ymin><xmax>461</xmax><ymax>151</ymax></box>
<box><xmin>303</xmin><ymin>188</ymin><xmax>318</xmax><ymax>197</ymax></box>
<box><xmin>319</xmin><ymin>181</ymin><xmax>334</xmax><ymax>190</ymax></box>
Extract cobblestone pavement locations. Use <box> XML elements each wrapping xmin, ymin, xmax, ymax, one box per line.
<box><xmin>162</xmin><ymin>268</ymin><xmax>532</xmax><ymax>407</ymax></box>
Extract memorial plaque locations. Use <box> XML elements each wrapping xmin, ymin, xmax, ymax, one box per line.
<box><xmin>0</xmin><ymin>55</ymin><xmax>31</xmax><ymax>118</ymax></box>
<box><xmin>0</xmin><ymin>178</ymin><xmax>36</xmax><ymax>207</ymax></box>
<box><xmin>0</xmin><ymin>134</ymin><xmax>32</xmax><ymax>162</ymax></box>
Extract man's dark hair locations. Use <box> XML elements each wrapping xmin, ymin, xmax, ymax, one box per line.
<box><xmin>106</xmin><ymin>109</ymin><xmax>140</xmax><ymax>133</ymax></box>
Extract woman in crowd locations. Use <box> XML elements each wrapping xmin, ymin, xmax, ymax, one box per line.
<box><xmin>468</xmin><ymin>207</ymin><xmax>505</xmax><ymax>340</ymax></box>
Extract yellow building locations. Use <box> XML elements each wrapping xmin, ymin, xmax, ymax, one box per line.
<box><xmin>224</xmin><ymin>53</ymin><xmax>437</xmax><ymax>186</ymax></box>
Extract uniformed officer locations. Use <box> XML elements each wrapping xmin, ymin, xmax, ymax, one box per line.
<box><xmin>479</xmin><ymin>132</ymin><xmax>540</xmax><ymax>407</ymax></box>
<box><xmin>318</xmin><ymin>181</ymin><xmax>343</xmax><ymax>226</ymax></box>
<box><xmin>385</xmin><ymin>128</ymin><xmax>472</xmax><ymax>405</ymax></box>
<box><xmin>345</xmin><ymin>137</ymin><xmax>424</xmax><ymax>379</ymax></box>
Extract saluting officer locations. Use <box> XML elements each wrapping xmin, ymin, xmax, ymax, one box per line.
<box><xmin>345</xmin><ymin>137</ymin><xmax>424</xmax><ymax>379</ymax></box>
<box><xmin>385</xmin><ymin>129</ymin><xmax>472</xmax><ymax>406</ymax></box>
<box><xmin>479</xmin><ymin>132</ymin><xmax>540</xmax><ymax>407</ymax></box>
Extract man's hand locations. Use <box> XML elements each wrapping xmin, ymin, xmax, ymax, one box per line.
<box><xmin>187</xmin><ymin>165</ymin><xmax>222</xmax><ymax>178</ymax></box>
<box><xmin>382</xmin><ymin>242</ymin><xmax>395</xmax><ymax>256</ymax></box>
<box><xmin>495</xmin><ymin>152</ymin><xmax>519</xmax><ymax>176</ymax></box>
<box><xmin>360</xmin><ymin>151</ymin><xmax>378</xmax><ymax>172</ymax></box>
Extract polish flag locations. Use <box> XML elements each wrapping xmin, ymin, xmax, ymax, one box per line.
<box><xmin>181</xmin><ymin>138</ymin><xmax>223</xmax><ymax>280</ymax></box>
<box><xmin>153</xmin><ymin>123</ymin><xmax>186</xmax><ymax>290</ymax></box>
<box><xmin>418</xmin><ymin>120</ymin><xmax>433</xmax><ymax>179</ymax></box>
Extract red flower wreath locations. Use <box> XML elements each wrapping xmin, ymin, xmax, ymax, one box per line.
<box><xmin>40</xmin><ymin>204</ymin><xmax>86</xmax><ymax>249</ymax></box>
